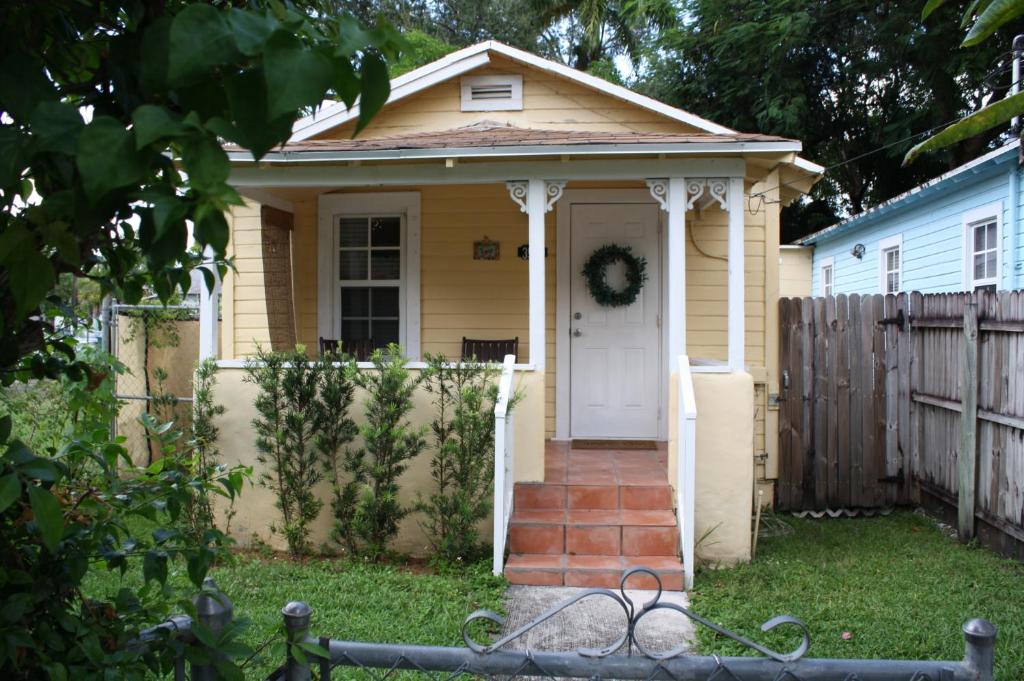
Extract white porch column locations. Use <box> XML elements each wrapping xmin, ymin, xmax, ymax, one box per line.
<box><xmin>527</xmin><ymin>179</ymin><xmax>546</xmax><ymax>370</ymax></box>
<box><xmin>198</xmin><ymin>245</ymin><xmax>221</xmax><ymax>361</ymax></box>
<box><xmin>647</xmin><ymin>178</ymin><xmax>687</xmax><ymax>363</ymax></box>
<box><xmin>727</xmin><ymin>176</ymin><xmax>745</xmax><ymax>372</ymax></box>
<box><xmin>507</xmin><ymin>179</ymin><xmax>565</xmax><ymax>371</ymax></box>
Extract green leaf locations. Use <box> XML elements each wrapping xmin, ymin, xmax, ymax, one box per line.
<box><xmin>963</xmin><ymin>0</ymin><xmax>1024</xmax><ymax>45</ymax></box>
<box><xmin>187</xmin><ymin>550</ymin><xmax>214</xmax><ymax>587</ymax></box>
<box><xmin>0</xmin><ymin>52</ymin><xmax>57</xmax><ymax>120</ymax></box>
<box><xmin>167</xmin><ymin>4</ymin><xmax>240</xmax><ymax>87</ymax></box>
<box><xmin>132</xmin><ymin>105</ymin><xmax>186</xmax><ymax>148</ymax></box>
<box><xmin>6</xmin><ymin>248</ymin><xmax>55</xmax><ymax>318</ymax></box>
<box><xmin>217</xmin><ymin>68</ymin><xmax>295</xmax><ymax>159</ymax></box>
<box><xmin>332</xmin><ymin>59</ymin><xmax>360</xmax><ymax>109</ymax></box>
<box><xmin>0</xmin><ymin>125</ymin><xmax>26</xmax><ymax>189</ymax></box>
<box><xmin>27</xmin><ymin>484</ymin><xmax>64</xmax><ymax>552</ymax></box>
<box><xmin>143</xmin><ymin>550</ymin><xmax>168</xmax><ymax>585</ymax></box>
<box><xmin>29</xmin><ymin>101</ymin><xmax>84</xmax><ymax>155</ymax></box>
<box><xmin>181</xmin><ymin>136</ymin><xmax>230</xmax><ymax>192</ymax></box>
<box><xmin>15</xmin><ymin>454</ymin><xmax>61</xmax><ymax>482</ymax></box>
<box><xmin>904</xmin><ymin>90</ymin><xmax>1024</xmax><ymax>164</ymax></box>
<box><xmin>0</xmin><ymin>474</ymin><xmax>20</xmax><ymax>514</ymax></box>
<box><xmin>921</xmin><ymin>0</ymin><xmax>948</xmax><ymax>19</ymax></box>
<box><xmin>263</xmin><ymin>31</ymin><xmax>334</xmax><ymax>119</ymax></box>
<box><xmin>0</xmin><ymin>414</ymin><xmax>11</xmax><ymax>443</ymax></box>
<box><xmin>227</xmin><ymin>8</ymin><xmax>278</xmax><ymax>56</ymax></box>
<box><xmin>194</xmin><ymin>204</ymin><xmax>230</xmax><ymax>254</ymax></box>
<box><xmin>76</xmin><ymin>116</ymin><xmax>148</xmax><ymax>201</ymax></box>
<box><xmin>354</xmin><ymin>52</ymin><xmax>390</xmax><ymax>136</ymax></box>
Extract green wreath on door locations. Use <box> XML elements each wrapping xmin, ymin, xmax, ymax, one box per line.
<box><xmin>581</xmin><ymin>244</ymin><xmax>648</xmax><ymax>307</ymax></box>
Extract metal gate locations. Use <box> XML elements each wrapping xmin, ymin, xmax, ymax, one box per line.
<box><xmin>264</xmin><ymin>569</ymin><xmax>996</xmax><ymax>681</ymax></box>
<box><xmin>107</xmin><ymin>301</ymin><xmax>199</xmax><ymax>464</ymax></box>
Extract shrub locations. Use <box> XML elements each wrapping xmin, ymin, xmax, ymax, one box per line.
<box><xmin>245</xmin><ymin>347</ymin><xmax>325</xmax><ymax>557</ymax></box>
<box><xmin>179</xmin><ymin>358</ymin><xmax>229</xmax><ymax>541</ymax></box>
<box><xmin>314</xmin><ymin>350</ymin><xmax>360</xmax><ymax>554</ymax></box>
<box><xmin>338</xmin><ymin>345</ymin><xmax>426</xmax><ymax>559</ymax></box>
<box><xmin>418</xmin><ymin>355</ymin><xmax>515</xmax><ymax>564</ymax></box>
<box><xmin>0</xmin><ymin>412</ymin><xmax>249</xmax><ymax>679</ymax></box>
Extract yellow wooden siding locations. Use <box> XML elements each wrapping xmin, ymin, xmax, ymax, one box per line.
<box><xmin>779</xmin><ymin>246</ymin><xmax>813</xmax><ymax>297</ymax></box>
<box><xmin>227</xmin><ymin>183</ymin><xmax>775</xmax><ymax>440</ymax></box>
<box><xmin>318</xmin><ymin>56</ymin><xmax>700</xmax><ymax>140</ymax></box>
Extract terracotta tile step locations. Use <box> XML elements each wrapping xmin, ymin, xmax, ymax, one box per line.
<box><xmin>505</xmin><ymin>554</ymin><xmax>685</xmax><ymax>591</ymax></box>
<box><xmin>508</xmin><ymin>516</ymin><xmax>679</xmax><ymax>556</ymax></box>
<box><xmin>514</xmin><ymin>483</ymin><xmax>675</xmax><ymax>511</ymax></box>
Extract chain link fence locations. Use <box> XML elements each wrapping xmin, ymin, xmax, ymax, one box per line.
<box><xmin>108</xmin><ymin>301</ymin><xmax>199</xmax><ymax>465</ymax></box>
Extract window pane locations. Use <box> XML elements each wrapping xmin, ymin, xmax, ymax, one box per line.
<box><xmin>342</xmin><ymin>319</ymin><xmax>370</xmax><ymax>341</ymax></box>
<box><xmin>372</xmin><ymin>320</ymin><xmax>400</xmax><ymax>346</ymax></box>
<box><xmin>341</xmin><ymin>287</ymin><xmax>370</xmax><ymax>317</ymax></box>
<box><xmin>974</xmin><ymin>253</ymin><xmax>985</xmax><ymax>279</ymax></box>
<box><xmin>339</xmin><ymin>218</ymin><xmax>368</xmax><ymax>247</ymax></box>
<box><xmin>372</xmin><ymin>287</ymin><xmax>400</xmax><ymax>317</ymax></box>
<box><xmin>371</xmin><ymin>250</ymin><xmax>401</xmax><ymax>280</ymax></box>
<box><xmin>986</xmin><ymin>223</ymin><xmax>997</xmax><ymax>249</ymax></box>
<box><xmin>974</xmin><ymin>225</ymin><xmax>985</xmax><ymax>252</ymax></box>
<box><xmin>340</xmin><ymin>251</ymin><xmax>368</xmax><ymax>280</ymax></box>
<box><xmin>371</xmin><ymin>217</ymin><xmax>401</xmax><ymax>247</ymax></box>
<box><xmin>887</xmin><ymin>272</ymin><xmax>897</xmax><ymax>293</ymax></box>
<box><xmin>891</xmin><ymin>249</ymin><xmax>899</xmax><ymax>270</ymax></box>
<box><xmin>986</xmin><ymin>251</ymin><xmax>996</xmax><ymax>278</ymax></box>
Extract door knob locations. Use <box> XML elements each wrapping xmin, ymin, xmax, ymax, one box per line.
<box><xmin>574</xmin><ymin>312</ymin><xmax>582</xmax><ymax>320</ymax></box>
<box><xmin>573</xmin><ymin>328</ymin><xmax>583</xmax><ymax>337</ymax></box>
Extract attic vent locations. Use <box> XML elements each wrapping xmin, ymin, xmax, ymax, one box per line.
<box><xmin>461</xmin><ymin>75</ymin><xmax>523</xmax><ymax>112</ymax></box>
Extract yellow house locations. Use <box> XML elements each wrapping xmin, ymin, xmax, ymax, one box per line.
<box><xmin>201</xmin><ymin>41</ymin><xmax>822</xmax><ymax>590</ymax></box>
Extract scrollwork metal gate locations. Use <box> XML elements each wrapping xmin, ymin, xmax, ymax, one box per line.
<box><xmin>266</xmin><ymin>568</ymin><xmax>997</xmax><ymax>681</ymax></box>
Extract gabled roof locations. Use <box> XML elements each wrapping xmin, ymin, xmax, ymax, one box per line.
<box><xmin>799</xmin><ymin>140</ymin><xmax>1019</xmax><ymax>245</ymax></box>
<box><xmin>229</xmin><ymin>121</ymin><xmax>801</xmax><ymax>163</ymax></box>
<box><xmin>291</xmin><ymin>41</ymin><xmax>737</xmax><ymax>141</ymax></box>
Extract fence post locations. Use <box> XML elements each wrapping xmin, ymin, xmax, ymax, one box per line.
<box><xmin>958</xmin><ymin>303</ymin><xmax>979</xmax><ymax>543</ymax></box>
<box><xmin>962</xmin><ymin>618</ymin><xmax>997</xmax><ymax>681</ymax></box>
<box><xmin>283</xmin><ymin>601</ymin><xmax>314</xmax><ymax>681</ymax></box>
<box><xmin>191</xmin><ymin>578</ymin><xmax>234</xmax><ymax>681</ymax></box>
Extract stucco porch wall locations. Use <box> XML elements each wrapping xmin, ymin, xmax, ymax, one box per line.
<box><xmin>668</xmin><ymin>370</ymin><xmax>754</xmax><ymax>565</ymax></box>
<box><xmin>222</xmin><ymin>183</ymin><xmax>772</xmax><ymax>445</ymax></box>
<box><xmin>209</xmin><ymin>365</ymin><xmax>544</xmax><ymax>555</ymax></box>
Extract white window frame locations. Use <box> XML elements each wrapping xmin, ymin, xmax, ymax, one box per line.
<box><xmin>318</xmin><ymin>192</ymin><xmax>421</xmax><ymax>359</ymax></box>
<box><xmin>878</xmin><ymin>234</ymin><xmax>902</xmax><ymax>294</ymax></box>
<box><xmin>961</xmin><ymin>201</ymin><xmax>1002</xmax><ymax>291</ymax></box>
<box><xmin>819</xmin><ymin>256</ymin><xmax>835</xmax><ymax>297</ymax></box>
<box><xmin>460</xmin><ymin>74</ymin><xmax>523</xmax><ymax>112</ymax></box>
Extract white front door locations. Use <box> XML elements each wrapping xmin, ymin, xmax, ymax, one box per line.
<box><xmin>569</xmin><ymin>203</ymin><xmax>662</xmax><ymax>439</ymax></box>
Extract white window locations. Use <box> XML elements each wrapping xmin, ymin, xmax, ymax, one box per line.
<box><xmin>962</xmin><ymin>202</ymin><xmax>1002</xmax><ymax>291</ymax></box>
<box><xmin>819</xmin><ymin>256</ymin><xmax>835</xmax><ymax>297</ymax></box>
<box><xmin>318</xmin><ymin>193</ymin><xmax>421</xmax><ymax>359</ymax></box>
<box><xmin>878</xmin><ymin>234</ymin><xmax>902</xmax><ymax>294</ymax></box>
<box><xmin>460</xmin><ymin>75</ymin><xmax>523</xmax><ymax>111</ymax></box>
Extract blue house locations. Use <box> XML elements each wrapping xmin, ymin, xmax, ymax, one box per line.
<box><xmin>800</xmin><ymin>141</ymin><xmax>1023</xmax><ymax>295</ymax></box>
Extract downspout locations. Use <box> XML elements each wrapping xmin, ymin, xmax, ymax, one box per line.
<box><xmin>1009</xmin><ymin>35</ymin><xmax>1023</xmax><ymax>290</ymax></box>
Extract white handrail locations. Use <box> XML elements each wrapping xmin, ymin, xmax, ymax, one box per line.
<box><xmin>493</xmin><ymin>354</ymin><xmax>516</xmax><ymax>576</ymax></box>
<box><xmin>677</xmin><ymin>355</ymin><xmax>697</xmax><ymax>590</ymax></box>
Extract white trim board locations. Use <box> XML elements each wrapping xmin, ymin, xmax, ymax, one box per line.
<box><xmin>554</xmin><ymin>189</ymin><xmax>668</xmax><ymax>440</ymax></box>
<box><xmin>229</xmin><ymin>158</ymin><xmax>747</xmax><ymax>188</ymax></box>
<box><xmin>290</xmin><ymin>41</ymin><xmax>735</xmax><ymax>140</ymax></box>
<box><xmin>317</xmin><ymin>192</ymin><xmax>421</xmax><ymax>360</ymax></box>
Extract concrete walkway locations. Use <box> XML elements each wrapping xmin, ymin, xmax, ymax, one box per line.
<box><xmin>499</xmin><ymin>585</ymin><xmax>696</xmax><ymax>658</ymax></box>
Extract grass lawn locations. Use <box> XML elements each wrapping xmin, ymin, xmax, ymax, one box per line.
<box><xmin>85</xmin><ymin>554</ymin><xmax>506</xmax><ymax>678</ymax></box>
<box><xmin>689</xmin><ymin>511</ymin><xmax>1024</xmax><ymax>681</ymax></box>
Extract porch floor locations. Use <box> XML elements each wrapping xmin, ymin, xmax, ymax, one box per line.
<box><xmin>506</xmin><ymin>441</ymin><xmax>685</xmax><ymax>591</ymax></box>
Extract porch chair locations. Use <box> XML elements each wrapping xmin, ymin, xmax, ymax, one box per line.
<box><xmin>319</xmin><ymin>337</ymin><xmax>376</xmax><ymax>361</ymax></box>
<box><xmin>461</xmin><ymin>337</ymin><xmax>518</xmax><ymax>363</ymax></box>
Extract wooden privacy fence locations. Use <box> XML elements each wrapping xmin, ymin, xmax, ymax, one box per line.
<box><xmin>777</xmin><ymin>291</ymin><xmax>1024</xmax><ymax>554</ymax></box>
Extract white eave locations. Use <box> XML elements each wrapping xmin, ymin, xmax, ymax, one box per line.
<box><xmin>227</xmin><ymin>140</ymin><xmax>804</xmax><ymax>164</ymax></box>
<box><xmin>290</xmin><ymin>40</ymin><xmax>737</xmax><ymax>140</ymax></box>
